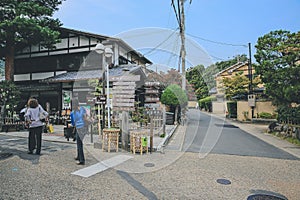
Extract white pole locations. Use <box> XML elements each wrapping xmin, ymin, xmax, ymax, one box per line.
<box><xmin>107</xmin><ymin>64</ymin><xmax>111</xmax><ymax>128</ymax></box>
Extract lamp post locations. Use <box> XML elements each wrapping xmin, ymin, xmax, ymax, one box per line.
<box><xmin>95</xmin><ymin>43</ymin><xmax>113</xmax><ymax>129</ymax></box>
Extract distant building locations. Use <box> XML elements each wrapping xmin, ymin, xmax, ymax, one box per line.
<box><xmin>211</xmin><ymin>61</ymin><xmax>275</xmax><ymax>121</ymax></box>
<box><xmin>214</xmin><ymin>62</ymin><xmax>253</xmax><ymax>100</ymax></box>
<box><xmin>210</xmin><ymin>62</ymin><xmax>252</xmax><ymax>114</ymax></box>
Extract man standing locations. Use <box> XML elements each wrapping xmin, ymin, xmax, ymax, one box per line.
<box><xmin>70</xmin><ymin>98</ymin><xmax>87</xmax><ymax>165</ymax></box>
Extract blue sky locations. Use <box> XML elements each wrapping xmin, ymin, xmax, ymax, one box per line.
<box><xmin>54</xmin><ymin>0</ymin><xmax>300</xmax><ymax>68</ymax></box>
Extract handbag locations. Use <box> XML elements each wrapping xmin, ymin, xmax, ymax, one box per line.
<box><xmin>46</xmin><ymin>123</ymin><xmax>54</xmax><ymax>133</ymax></box>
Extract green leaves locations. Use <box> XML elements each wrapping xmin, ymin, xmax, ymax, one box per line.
<box><xmin>186</xmin><ymin>65</ymin><xmax>209</xmax><ymax>100</ymax></box>
<box><xmin>161</xmin><ymin>84</ymin><xmax>188</xmax><ymax>106</ymax></box>
<box><xmin>222</xmin><ymin>72</ymin><xmax>249</xmax><ymax>100</ymax></box>
<box><xmin>0</xmin><ymin>0</ymin><xmax>64</xmax><ymax>49</ymax></box>
<box><xmin>254</xmin><ymin>30</ymin><xmax>300</xmax><ymax>105</ymax></box>
<box><xmin>0</xmin><ymin>81</ymin><xmax>20</xmax><ymax>116</ymax></box>
<box><xmin>0</xmin><ymin>0</ymin><xmax>64</xmax><ymax>80</ymax></box>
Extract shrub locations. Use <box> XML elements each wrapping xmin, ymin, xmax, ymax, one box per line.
<box><xmin>258</xmin><ymin>112</ymin><xmax>274</xmax><ymax>119</ymax></box>
<box><xmin>199</xmin><ymin>96</ymin><xmax>216</xmax><ymax>112</ymax></box>
<box><xmin>277</xmin><ymin>105</ymin><xmax>300</xmax><ymax>125</ymax></box>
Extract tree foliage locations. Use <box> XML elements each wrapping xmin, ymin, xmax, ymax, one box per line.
<box><xmin>186</xmin><ymin>55</ymin><xmax>248</xmax><ymax>100</ymax></box>
<box><xmin>159</xmin><ymin>68</ymin><xmax>182</xmax><ymax>86</ymax></box>
<box><xmin>254</xmin><ymin>30</ymin><xmax>300</xmax><ymax>105</ymax></box>
<box><xmin>161</xmin><ymin>84</ymin><xmax>188</xmax><ymax>106</ymax></box>
<box><xmin>222</xmin><ymin>71</ymin><xmax>262</xmax><ymax>100</ymax></box>
<box><xmin>186</xmin><ymin>65</ymin><xmax>208</xmax><ymax>100</ymax></box>
<box><xmin>0</xmin><ymin>0</ymin><xmax>64</xmax><ymax>80</ymax></box>
<box><xmin>0</xmin><ymin>81</ymin><xmax>20</xmax><ymax>117</ymax></box>
<box><xmin>222</xmin><ymin>72</ymin><xmax>249</xmax><ymax>100</ymax></box>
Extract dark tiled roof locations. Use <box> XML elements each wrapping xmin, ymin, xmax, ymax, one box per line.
<box><xmin>44</xmin><ymin>69</ymin><xmax>103</xmax><ymax>82</ymax></box>
<box><xmin>44</xmin><ymin>65</ymin><xmax>142</xmax><ymax>83</ymax></box>
<box><xmin>214</xmin><ymin>62</ymin><xmax>249</xmax><ymax>77</ymax></box>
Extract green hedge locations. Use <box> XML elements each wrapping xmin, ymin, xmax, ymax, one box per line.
<box><xmin>258</xmin><ymin>112</ymin><xmax>276</xmax><ymax>119</ymax></box>
<box><xmin>199</xmin><ymin>96</ymin><xmax>216</xmax><ymax>112</ymax></box>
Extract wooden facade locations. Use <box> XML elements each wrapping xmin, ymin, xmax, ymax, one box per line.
<box><xmin>13</xmin><ymin>27</ymin><xmax>152</xmax><ymax>115</ymax></box>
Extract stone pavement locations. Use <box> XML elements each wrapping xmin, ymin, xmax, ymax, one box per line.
<box><xmin>1</xmin><ymin>112</ymin><xmax>300</xmax><ymax>199</ymax></box>
<box><xmin>1</xmin><ymin>113</ymin><xmax>300</xmax><ymax>160</ymax></box>
<box><xmin>0</xmin><ymin>124</ymin><xmax>177</xmax><ymax>152</ymax></box>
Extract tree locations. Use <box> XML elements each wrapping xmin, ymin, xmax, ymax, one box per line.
<box><xmin>0</xmin><ymin>81</ymin><xmax>20</xmax><ymax>118</ymax></box>
<box><xmin>160</xmin><ymin>68</ymin><xmax>182</xmax><ymax>86</ymax></box>
<box><xmin>161</xmin><ymin>84</ymin><xmax>188</xmax><ymax>123</ymax></box>
<box><xmin>186</xmin><ymin>65</ymin><xmax>209</xmax><ymax>100</ymax></box>
<box><xmin>0</xmin><ymin>0</ymin><xmax>64</xmax><ymax>81</ymax></box>
<box><xmin>161</xmin><ymin>84</ymin><xmax>188</xmax><ymax>107</ymax></box>
<box><xmin>254</xmin><ymin>30</ymin><xmax>300</xmax><ymax>105</ymax></box>
<box><xmin>222</xmin><ymin>72</ymin><xmax>250</xmax><ymax>100</ymax></box>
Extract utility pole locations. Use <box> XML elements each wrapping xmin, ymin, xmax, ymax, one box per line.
<box><xmin>248</xmin><ymin>42</ymin><xmax>253</xmax><ymax>94</ymax></box>
<box><xmin>172</xmin><ymin>0</ymin><xmax>191</xmax><ymax>91</ymax></box>
<box><xmin>180</xmin><ymin>0</ymin><xmax>186</xmax><ymax>91</ymax></box>
<box><xmin>248</xmin><ymin>42</ymin><xmax>255</xmax><ymax>119</ymax></box>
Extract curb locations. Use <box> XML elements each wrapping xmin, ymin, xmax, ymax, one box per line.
<box><xmin>156</xmin><ymin>124</ymin><xmax>179</xmax><ymax>151</ymax></box>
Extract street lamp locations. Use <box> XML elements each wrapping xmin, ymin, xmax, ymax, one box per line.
<box><xmin>95</xmin><ymin>43</ymin><xmax>113</xmax><ymax>128</ymax></box>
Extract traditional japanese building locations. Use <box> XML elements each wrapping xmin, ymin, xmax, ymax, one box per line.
<box><xmin>13</xmin><ymin>27</ymin><xmax>152</xmax><ymax>116</ymax></box>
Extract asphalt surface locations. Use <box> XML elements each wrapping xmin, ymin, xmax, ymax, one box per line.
<box><xmin>184</xmin><ymin>111</ymin><xmax>298</xmax><ymax>160</ymax></box>
<box><xmin>0</xmin><ymin>109</ymin><xmax>300</xmax><ymax>199</ymax></box>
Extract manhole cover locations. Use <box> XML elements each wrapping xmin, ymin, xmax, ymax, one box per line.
<box><xmin>0</xmin><ymin>153</ymin><xmax>13</xmax><ymax>160</ymax></box>
<box><xmin>216</xmin><ymin>179</ymin><xmax>231</xmax><ymax>185</ymax></box>
<box><xmin>247</xmin><ymin>194</ymin><xmax>287</xmax><ymax>200</ymax></box>
<box><xmin>144</xmin><ymin>163</ymin><xmax>155</xmax><ymax>167</ymax></box>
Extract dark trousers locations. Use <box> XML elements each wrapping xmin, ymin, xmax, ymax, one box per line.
<box><xmin>76</xmin><ymin>127</ymin><xmax>87</xmax><ymax>163</ymax></box>
<box><xmin>28</xmin><ymin>126</ymin><xmax>43</xmax><ymax>153</ymax></box>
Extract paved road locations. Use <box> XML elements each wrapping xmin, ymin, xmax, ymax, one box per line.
<box><xmin>179</xmin><ymin>110</ymin><xmax>299</xmax><ymax>160</ymax></box>
<box><xmin>1</xmin><ymin>110</ymin><xmax>300</xmax><ymax>199</ymax></box>
<box><xmin>0</xmin><ymin>134</ymin><xmax>75</xmax><ymax>161</ymax></box>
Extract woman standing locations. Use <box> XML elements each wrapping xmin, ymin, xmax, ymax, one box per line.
<box><xmin>24</xmin><ymin>98</ymin><xmax>48</xmax><ymax>155</ymax></box>
<box><xmin>70</xmin><ymin>98</ymin><xmax>87</xmax><ymax>165</ymax></box>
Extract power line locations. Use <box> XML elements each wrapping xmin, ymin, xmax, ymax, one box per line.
<box><xmin>171</xmin><ymin>0</ymin><xmax>180</xmax><ymax>26</ymax></box>
<box><xmin>186</xmin><ymin>32</ymin><xmax>248</xmax><ymax>47</ymax></box>
<box><xmin>143</xmin><ymin>28</ymin><xmax>179</xmax><ymax>56</ymax></box>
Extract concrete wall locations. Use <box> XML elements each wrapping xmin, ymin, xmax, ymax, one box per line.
<box><xmin>212</xmin><ymin>101</ymin><xmax>226</xmax><ymax>114</ymax></box>
<box><xmin>188</xmin><ymin>101</ymin><xmax>198</xmax><ymax>108</ymax></box>
<box><xmin>237</xmin><ymin>101</ymin><xmax>276</xmax><ymax>121</ymax></box>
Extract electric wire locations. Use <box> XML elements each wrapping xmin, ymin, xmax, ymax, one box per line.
<box><xmin>171</xmin><ymin>0</ymin><xmax>180</xmax><ymax>26</ymax></box>
<box><xmin>186</xmin><ymin>32</ymin><xmax>248</xmax><ymax>47</ymax></box>
<box><xmin>142</xmin><ymin>28</ymin><xmax>179</xmax><ymax>56</ymax></box>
